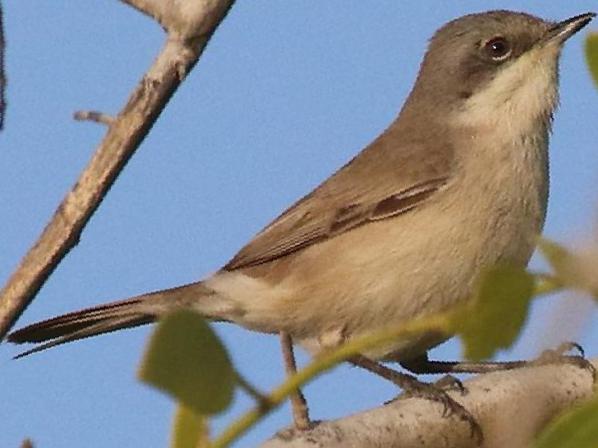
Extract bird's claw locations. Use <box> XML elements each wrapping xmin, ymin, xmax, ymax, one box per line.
<box><xmin>535</xmin><ymin>342</ymin><xmax>596</xmax><ymax>381</ymax></box>
<box><xmin>395</xmin><ymin>378</ymin><xmax>483</xmax><ymax>444</ymax></box>
<box><xmin>434</xmin><ymin>374</ymin><xmax>467</xmax><ymax>395</ymax></box>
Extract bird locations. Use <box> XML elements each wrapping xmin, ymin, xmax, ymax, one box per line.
<box><xmin>8</xmin><ymin>10</ymin><xmax>595</xmax><ymax>427</ymax></box>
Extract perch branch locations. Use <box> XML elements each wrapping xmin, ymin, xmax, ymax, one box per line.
<box><xmin>262</xmin><ymin>359</ymin><xmax>597</xmax><ymax>448</ymax></box>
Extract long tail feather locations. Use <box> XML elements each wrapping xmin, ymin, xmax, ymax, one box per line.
<box><xmin>7</xmin><ymin>281</ymin><xmax>212</xmax><ymax>357</ymax></box>
<box><xmin>12</xmin><ymin>315</ymin><xmax>152</xmax><ymax>359</ymax></box>
<box><xmin>8</xmin><ymin>297</ymin><xmax>150</xmax><ymax>344</ymax></box>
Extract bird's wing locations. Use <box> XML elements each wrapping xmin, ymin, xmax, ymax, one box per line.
<box><xmin>224</xmin><ymin>130</ymin><xmax>455</xmax><ymax>271</ymax></box>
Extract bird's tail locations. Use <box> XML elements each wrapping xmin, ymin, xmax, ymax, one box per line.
<box><xmin>7</xmin><ymin>281</ymin><xmax>214</xmax><ymax>358</ymax></box>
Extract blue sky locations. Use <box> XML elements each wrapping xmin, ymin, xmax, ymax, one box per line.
<box><xmin>1</xmin><ymin>2</ymin><xmax>597</xmax><ymax>447</ymax></box>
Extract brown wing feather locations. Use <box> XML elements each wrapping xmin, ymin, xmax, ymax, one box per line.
<box><xmin>224</xmin><ymin>127</ymin><xmax>455</xmax><ymax>271</ymax></box>
<box><xmin>225</xmin><ymin>176</ymin><xmax>449</xmax><ymax>270</ymax></box>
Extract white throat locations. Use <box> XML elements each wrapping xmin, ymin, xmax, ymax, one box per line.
<box><xmin>453</xmin><ymin>44</ymin><xmax>561</xmax><ymax>140</ymax></box>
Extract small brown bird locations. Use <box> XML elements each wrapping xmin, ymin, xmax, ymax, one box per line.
<box><xmin>8</xmin><ymin>11</ymin><xmax>594</xmax><ymax>427</ymax></box>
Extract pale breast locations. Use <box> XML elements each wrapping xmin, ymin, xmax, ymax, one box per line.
<box><xmin>287</xmin><ymin>130</ymin><xmax>549</xmax><ymax>358</ymax></box>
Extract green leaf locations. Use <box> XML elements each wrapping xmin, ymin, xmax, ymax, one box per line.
<box><xmin>139</xmin><ymin>310</ymin><xmax>234</xmax><ymax>415</ymax></box>
<box><xmin>451</xmin><ymin>265</ymin><xmax>534</xmax><ymax>361</ymax></box>
<box><xmin>537</xmin><ymin>238</ymin><xmax>597</xmax><ymax>296</ymax></box>
<box><xmin>171</xmin><ymin>405</ymin><xmax>209</xmax><ymax>448</ymax></box>
<box><xmin>537</xmin><ymin>238</ymin><xmax>577</xmax><ymax>281</ymax></box>
<box><xmin>585</xmin><ymin>33</ymin><xmax>598</xmax><ymax>88</ymax></box>
<box><xmin>534</xmin><ymin>397</ymin><xmax>598</xmax><ymax>448</ymax></box>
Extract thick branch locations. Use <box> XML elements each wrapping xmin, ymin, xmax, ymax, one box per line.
<box><xmin>0</xmin><ymin>0</ymin><xmax>235</xmax><ymax>339</ymax></box>
<box><xmin>262</xmin><ymin>360</ymin><xmax>597</xmax><ymax>448</ymax></box>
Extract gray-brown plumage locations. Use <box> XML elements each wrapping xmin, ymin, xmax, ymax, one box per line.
<box><xmin>8</xmin><ymin>11</ymin><xmax>595</xmax><ymax>360</ymax></box>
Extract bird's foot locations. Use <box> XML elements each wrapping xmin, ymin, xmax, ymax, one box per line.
<box><xmin>534</xmin><ymin>342</ymin><xmax>596</xmax><ymax>380</ymax></box>
<box><xmin>393</xmin><ymin>375</ymin><xmax>482</xmax><ymax>444</ymax></box>
<box><xmin>351</xmin><ymin>356</ymin><xmax>482</xmax><ymax>444</ymax></box>
<box><xmin>433</xmin><ymin>374</ymin><xmax>467</xmax><ymax>395</ymax></box>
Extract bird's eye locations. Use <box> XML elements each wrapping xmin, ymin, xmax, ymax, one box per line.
<box><xmin>483</xmin><ymin>36</ymin><xmax>512</xmax><ymax>61</ymax></box>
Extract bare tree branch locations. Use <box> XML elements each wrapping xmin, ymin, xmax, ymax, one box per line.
<box><xmin>0</xmin><ymin>0</ymin><xmax>235</xmax><ymax>340</ymax></box>
<box><xmin>0</xmin><ymin>1</ymin><xmax>6</xmax><ymax>130</ymax></box>
<box><xmin>262</xmin><ymin>360</ymin><xmax>597</xmax><ymax>448</ymax></box>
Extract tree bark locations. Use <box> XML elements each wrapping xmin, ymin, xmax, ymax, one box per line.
<box><xmin>262</xmin><ymin>359</ymin><xmax>597</xmax><ymax>448</ymax></box>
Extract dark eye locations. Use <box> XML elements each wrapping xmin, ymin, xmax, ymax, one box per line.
<box><xmin>483</xmin><ymin>36</ymin><xmax>512</xmax><ymax>61</ymax></box>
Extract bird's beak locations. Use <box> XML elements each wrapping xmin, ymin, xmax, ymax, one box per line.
<box><xmin>543</xmin><ymin>12</ymin><xmax>596</xmax><ymax>45</ymax></box>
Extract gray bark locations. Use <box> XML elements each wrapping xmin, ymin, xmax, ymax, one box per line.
<box><xmin>263</xmin><ymin>360</ymin><xmax>596</xmax><ymax>448</ymax></box>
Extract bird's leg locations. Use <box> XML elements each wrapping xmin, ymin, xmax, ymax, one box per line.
<box><xmin>400</xmin><ymin>352</ymin><xmax>529</xmax><ymax>375</ymax></box>
<box><xmin>280</xmin><ymin>331</ymin><xmax>311</xmax><ymax>430</ymax></box>
<box><xmin>350</xmin><ymin>355</ymin><xmax>482</xmax><ymax>443</ymax></box>
<box><xmin>400</xmin><ymin>343</ymin><xmax>594</xmax><ymax>377</ymax></box>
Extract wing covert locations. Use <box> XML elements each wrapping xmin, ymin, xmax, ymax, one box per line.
<box><xmin>224</xmin><ymin>176</ymin><xmax>449</xmax><ymax>271</ymax></box>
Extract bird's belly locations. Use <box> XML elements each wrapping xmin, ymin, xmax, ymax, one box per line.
<box><xmin>285</xmin><ymin>179</ymin><xmax>546</xmax><ymax>358</ymax></box>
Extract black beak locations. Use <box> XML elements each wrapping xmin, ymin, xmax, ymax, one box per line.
<box><xmin>544</xmin><ymin>12</ymin><xmax>596</xmax><ymax>44</ymax></box>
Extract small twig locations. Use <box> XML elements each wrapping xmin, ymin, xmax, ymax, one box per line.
<box><xmin>20</xmin><ymin>439</ymin><xmax>34</xmax><ymax>448</ymax></box>
<box><xmin>532</xmin><ymin>272</ymin><xmax>563</xmax><ymax>296</ymax></box>
<box><xmin>0</xmin><ymin>1</ymin><xmax>6</xmax><ymax>130</ymax></box>
<box><xmin>73</xmin><ymin>110</ymin><xmax>115</xmax><ymax>126</ymax></box>
<box><xmin>235</xmin><ymin>369</ymin><xmax>271</xmax><ymax>409</ymax></box>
